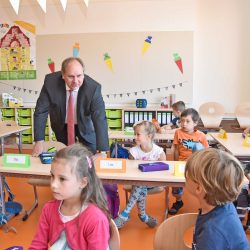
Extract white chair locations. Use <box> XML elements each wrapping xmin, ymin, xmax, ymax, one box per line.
<box><xmin>235</xmin><ymin>102</ymin><xmax>250</xmax><ymax>128</ymax></box>
<box><xmin>154</xmin><ymin>213</ymin><xmax>198</xmax><ymax>250</ymax></box>
<box><xmin>109</xmin><ymin>219</ymin><xmax>120</xmax><ymax>250</ymax></box>
<box><xmin>21</xmin><ymin>141</ymin><xmax>66</xmax><ymax>221</ymax></box>
<box><xmin>198</xmin><ymin>102</ymin><xmax>225</xmax><ymax>129</ymax></box>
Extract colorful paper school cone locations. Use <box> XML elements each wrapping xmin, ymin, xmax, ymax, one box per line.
<box><xmin>104</xmin><ymin>53</ymin><xmax>113</xmax><ymax>71</ymax></box>
<box><xmin>173</xmin><ymin>53</ymin><xmax>183</xmax><ymax>74</ymax></box>
<box><xmin>48</xmin><ymin>58</ymin><xmax>55</xmax><ymax>73</ymax></box>
<box><xmin>142</xmin><ymin>36</ymin><xmax>152</xmax><ymax>55</ymax></box>
<box><xmin>73</xmin><ymin>43</ymin><xmax>80</xmax><ymax>57</ymax></box>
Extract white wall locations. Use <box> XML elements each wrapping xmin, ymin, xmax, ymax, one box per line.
<box><xmin>0</xmin><ymin>0</ymin><xmax>249</xmax><ymax>112</ymax></box>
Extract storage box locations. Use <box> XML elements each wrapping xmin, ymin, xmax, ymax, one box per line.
<box><xmin>18</xmin><ymin>117</ymin><xmax>32</xmax><ymax>125</ymax></box>
<box><xmin>1</xmin><ymin>108</ymin><xmax>15</xmax><ymax>116</ymax></box>
<box><xmin>108</xmin><ymin>119</ymin><xmax>122</xmax><ymax>128</ymax></box>
<box><xmin>2</xmin><ymin>116</ymin><xmax>15</xmax><ymax>121</ymax></box>
<box><xmin>18</xmin><ymin>108</ymin><xmax>31</xmax><ymax>117</ymax></box>
<box><xmin>22</xmin><ymin>135</ymin><xmax>33</xmax><ymax>144</ymax></box>
<box><xmin>22</xmin><ymin>128</ymin><xmax>32</xmax><ymax>135</ymax></box>
<box><xmin>108</xmin><ymin>110</ymin><xmax>122</xmax><ymax>118</ymax></box>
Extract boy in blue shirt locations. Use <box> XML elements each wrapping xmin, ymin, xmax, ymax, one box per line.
<box><xmin>185</xmin><ymin>148</ymin><xmax>249</xmax><ymax>250</ymax></box>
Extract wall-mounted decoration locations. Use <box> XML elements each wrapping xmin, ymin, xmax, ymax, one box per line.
<box><xmin>0</xmin><ymin>21</ymin><xmax>36</xmax><ymax>80</ymax></box>
<box><xmin>73</xmin><ymin>42</ymin><xmax>80</xmax><ymax>57</ymax></box>
<box><xmin>48</xmin><ymin>58</ymin><xmax>55</xmax><ymax>73</ymax></box>
<box><xmin>104</xmin><ymin>53</ymin><xmax>113</xmax><ymax>71</ymax></box>
<box><xmin>173</xmin><ymin>53</ymin><xmax>183</xmax><ymax>74</ymax></box>
<box><xmin>142</xmin><ymin>36</ymin><xmax>152</xmax><ymax>55</ymax></box>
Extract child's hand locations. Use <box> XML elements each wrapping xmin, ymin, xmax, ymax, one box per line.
<box><xmin>159</xmin><ymin>125</ymin><xmax>172</xmax><ymax>133</ymax></box>
<box><xmin>244</xmin><ymin>127</ymin><xmax>250</xmax><ymax>134</ymax></box>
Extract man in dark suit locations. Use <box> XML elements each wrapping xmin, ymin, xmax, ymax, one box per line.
<box><xmin>32</xmin><ymin>57</ymin><xmax>109</xmax><ymax>156</ymax></box>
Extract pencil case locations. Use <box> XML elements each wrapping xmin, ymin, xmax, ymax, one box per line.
<box><xmin>39</xmin><ymin>152</ymin><xmax>56</xmax><ymax>164</ymax></box>
<box><xmin>138</xmin><ymin>162</ymin><xmax>169</xmax><ymax>172</ymax></box>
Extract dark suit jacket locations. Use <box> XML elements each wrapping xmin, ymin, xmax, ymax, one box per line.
<box><xmin>34</xmin><ymin>71</ymin><xmax>109</xmax><ymax>152</ymax></box>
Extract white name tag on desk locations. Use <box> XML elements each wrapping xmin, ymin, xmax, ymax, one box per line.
<box><xmin>3</xmin><ymin>154</ymin><xmax>30</xmax><ymax>168</ymax></box>
<box><xmin>96</xmin><ymin>158</ymin><xmax>126</xmax><ymax>173</ymax></box>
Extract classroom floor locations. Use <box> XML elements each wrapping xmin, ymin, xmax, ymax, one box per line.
<box><xmin>1</xmin><ymin>149</ymin><xmax>250</xmax><ymax>249</ymax></box>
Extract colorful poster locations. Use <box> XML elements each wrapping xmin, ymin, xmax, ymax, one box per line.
<box><xmin>0</xmin><ymin>21</ymin><xmax>36</xmax><ymax>80</ymax></box>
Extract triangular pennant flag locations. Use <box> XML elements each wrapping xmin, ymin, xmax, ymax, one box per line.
<box><xmin>165</xmin><ymin>87</ymin><xmax>168</xmax><ymax>90</ymax></box>
<box><xmin>120</xmin><ymin>94</ymin><xmax>122</xmax><ymax>97</ymax></box>
<box><xmin>172</xmin><ymin>85</ymin><xmax>175</xmax><ymax>89</ymax></box>
<box><xmin>29</xmin><ymin>90</ymin><xmax>32</xmax><ymax>93</ymax></box>
<box><xmin>135</xmin><ymin>92</ymin><xmax>137</xmax><ymax>96</ymax></box>
<box><xmin>106</xmin><ymin>95</ymin><xmax>109</xmax><ymax>98</ymax></box>
<box><xmin>59</xmin><ymin>0</ymin><xmax>67</xmax><ymax>11</ymax></box>
<box><xmin>37</xmin><ymin>0</ymin><xmax>46</xmax><ymax>13</ymax></box>
<box><xmin>114</xmin><ymin>94</ymin><xmax>116</xmax><ymax>98</ymax></box>
<box><xmin>127</xmin><ymin>93</ymin><xmax>130</xmax><ymax>97</ymax></box>
<box><xmin>179</xmin><ymin>82</ymin><xmax>183</xmax><ymax>87</ymax></box>
<box><xmin>9</xmin><ymin>0</ymin><xmax>20</xmax><ymax>15</ymax></box>
<box><xmin>142</xmin><ymin>91</ymin><xmax>145</xmax><ymax>94</ymax></box>
<box><xmin>83</xmin><ymin>0</ymin><xmax>89</xmax><ymax>7</ymax></box>
<box><xmin>35</xmin><ymin>91</ymin><xmax>38</xmax><ymax>94</ymax></box>
<box><xmin>13</xmin><ymin>86</ymin><xmax>16</xmax><ymax>90</ymax></box>
<box><xmin>150</xmin><ymin>89</ymin><xmax>153</xmax><ymax>93</ymax></box>
<box><xmin>23</xmin><ymin>89</ymin><xmax>26</xmax><ymax>92</ymax></box>
<box><xmin>157</xmin><ymin>88</ymin><xmax>160</xmax><ymax>92</ymax></box>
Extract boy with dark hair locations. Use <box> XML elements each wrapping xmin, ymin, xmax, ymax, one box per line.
<box><xmin>169</xmin><ymin>108</ymin><xmax>209</xmax><ymax>215</ymax></box>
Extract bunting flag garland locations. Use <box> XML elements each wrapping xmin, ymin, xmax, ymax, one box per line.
<box><xmin>104</xmin><ymin>81</ymin><xmax>187</xmax><ymax>98</ymax></box>
<box><xmin>0</xmin><ymin>81</ymin><xmax>40</xmax><ymax>95</ymax></box>
<box><xmin>0</xmin><ymin>80</ymin><xmax>187</xmax><ymax>98</ymax></box>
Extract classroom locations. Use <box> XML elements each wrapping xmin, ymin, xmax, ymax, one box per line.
<box><xmin>0</xmin><ymin>0</ymin><xmax>250</xmax><ymax>249</ymax></box>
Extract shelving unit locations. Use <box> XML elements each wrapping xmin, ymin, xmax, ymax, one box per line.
<box><xmin>0</xmin><ymin>106</ymin><xmax>173</xmax><ymax>146</ymax></box>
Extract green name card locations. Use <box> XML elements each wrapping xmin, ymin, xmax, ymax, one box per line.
<box><xmin>3</xmin><ymin>154</ymin><xmax>30</xmax><ymax>168</ymax></box>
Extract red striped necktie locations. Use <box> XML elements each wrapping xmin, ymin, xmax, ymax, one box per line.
<box><xmin>67</xmin><ymin>90</ymin><xmax>75</xmax><ymax>145</ymax></box>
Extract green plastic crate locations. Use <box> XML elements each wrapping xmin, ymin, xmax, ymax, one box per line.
<box><xmin>22</xmin><ymin>128</ymin><xmax>32</xmax><ymax>135</ymax></box>
<box><xmin>45</xmin><ymin>127</ymin><xmax>49</xmax><ymax>135</ymax></box>
<box><xmin>17</xmin><ymin>108</ymin><xmax>32</xmax><ymax>117</ymax></box>
<box><xmin>22</xmin><ymin>134</ymin><xmax>33</xmax><ymax>144</ymax></box>
<box><xmin>1</xmin><ymin>108</ymin><xmax>15</xmax><ymax>116</ymax></box>
<box><xmin>107</xmin><ymin>118</ymin><xmax>122</xmax><ymax>128</ymax></box>
<box><xmin>108</xmin><ymin>109</ymin><xmax>122</xmax><ymax>118</ymax></box>
<box><xmin>2</xmin><ymin>116</ymin><xmax>15</xmax><ymax>121</ymax></box>
<box><xmin>18</xmin><ymin>117</ymin><xmax>32</xmax><ymax>125</ymax></box>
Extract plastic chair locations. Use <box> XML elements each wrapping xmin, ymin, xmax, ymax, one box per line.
<box><xmin>154</xmin><ymin>213</ymin><xmax>198</xmax><ymax>250</ymax></box>
<box><xmin>198</xmin><ymin>102</ymin><xmax>225</xmax><ymax>129</ymax></box>
<box><xmin>109</xmin><ymin>219</ymin><xmax>120</xmax><ymax>250</ymax></box>
<box><xmin>235</xmin><ymin>102</ymin><xmax>250</xmax><ymax>128</ymax></box>
<box><xmin>21</xmin><ymin>141</ymin><xmax>66</xmax><ymax>221</ymax></box>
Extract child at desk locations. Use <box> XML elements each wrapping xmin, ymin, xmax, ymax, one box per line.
<box><xmin>114</xmin><ymin>120</ymin><xmax>166</xmax><ymax>229</ymax></box>
<box><xmin>185</xmin><ymin>148</ymin><xmax>249</xmax><ymax>250</ymax></box>
<box><xmin>29</xmin><ymin>144</ymin><xmax>110</xmax><ymax>250</ymax></box>
<box><xmin>169</xmin><ymin>108</ymin><xmax>209</xmax><ymax>215</ymax></box>
<box><xmin>158</xmin><ymin>101</ymin><xmax>185</xmax><ymax>133</ymax></box>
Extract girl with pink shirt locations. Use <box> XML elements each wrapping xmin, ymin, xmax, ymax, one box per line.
<box><xmin>29</xmin><ymin>144</ymin><xmax>110</xmax><ymax>250</ymax></box>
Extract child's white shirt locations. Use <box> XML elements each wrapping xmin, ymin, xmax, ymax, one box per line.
<box><xmin>129</xmin><ymin>143</ymin><xmax>163</xmax><ymax>160</ymax></box>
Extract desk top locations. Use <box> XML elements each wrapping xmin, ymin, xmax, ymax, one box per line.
<box><xmin>0</xmin><ymin>125</ymin><xmax>31</xmax><ymax>138</ymax></box>
<box><xmin>0</xmin><ymin>157</ymin><xmax>185</xmax><ymax>186</ymax></box>
<box><xmin>210</xmin><ymin>133</ymin><xmax>250</xmax><ymax>157</ymax></box>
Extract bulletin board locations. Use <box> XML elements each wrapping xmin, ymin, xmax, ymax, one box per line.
<box><xmin>5</xmin><ymin>31</ymin><xmax>193</xmax><ymax>106</ymax></box>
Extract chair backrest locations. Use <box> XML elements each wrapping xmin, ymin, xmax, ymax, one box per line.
<box><xmin>198</xmin><ymin>102</ymin><xmax>225</xmax><ymax>128</ymax></box>
<box><xmin>43</xmin><ymin>141</ymin><xmax>66</xmax><ymax>151</ymax></box>
<box><xmin>109</xmin><ymin>219</ymin><xmax>120</xmax><ymax>250</ymax></box>
<box><xmin>154</xmin><ymin>213</ymin><xmax>198</xmax><ymax>250</ymax></box>
<box><xmin>235</xmin><ymin>102</ymin><xmax>250</xmax><ymax>128</ymax></box>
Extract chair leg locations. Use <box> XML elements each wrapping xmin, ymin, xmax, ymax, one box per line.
<box><xmin>125</xmin><ymin>190</ymin><xmax>129</xmax><ymax>204</ymax></box>
<box><xmin>164</xmin><ymin>186</ymin><xmax>170</xmax><ymax>220</ymax></box>
<box><xmin>21</xmin><ymin>185</ymin><xmax>38</xmax><ymax>221</ymax></box>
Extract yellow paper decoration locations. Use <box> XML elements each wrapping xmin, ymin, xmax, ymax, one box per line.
<box><xmin>218</xmin><ymin>129</ymin><xmax>227</xmax><ymax>139</ymax></box>
<box><xmin>174</xmin><ymin>161</ymin><xmax>186</xmax><ymax>177</ymax></box>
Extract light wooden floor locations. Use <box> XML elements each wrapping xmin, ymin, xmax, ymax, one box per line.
<box><xmin>1</xmin><ymin>149</ymin><xmax>250</xmax><ymax>249</ymax></box>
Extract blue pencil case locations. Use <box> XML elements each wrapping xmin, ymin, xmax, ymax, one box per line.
<box><xmin>138</xmin><ymin>162</ymin><xmax>169</xmax><ymax>172</ymax></box>
<box><xmin>39</xmin><ymin>152</ymin><xmax>56</xmax><ymax>164</ymax></box>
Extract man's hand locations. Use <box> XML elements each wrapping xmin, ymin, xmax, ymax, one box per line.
<box><xmin>32</xmin><ymin>140</ymin><xmax>45</xmax><ymax>157</ymax></box>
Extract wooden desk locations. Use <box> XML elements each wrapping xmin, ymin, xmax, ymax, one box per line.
<box><xmin>0</xmin><ymin>157</ymin><xmax>185</xmax><ymax>226</ymax></box>
<box><xmin>210</xmin><ymin>133</ymin><xmax>250</xmax><ymax>160</ymax></box>
<box><xmin>0</xmin><ymin>124</ymin><xmax>31</xmax><ymax>156</ymax></box>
